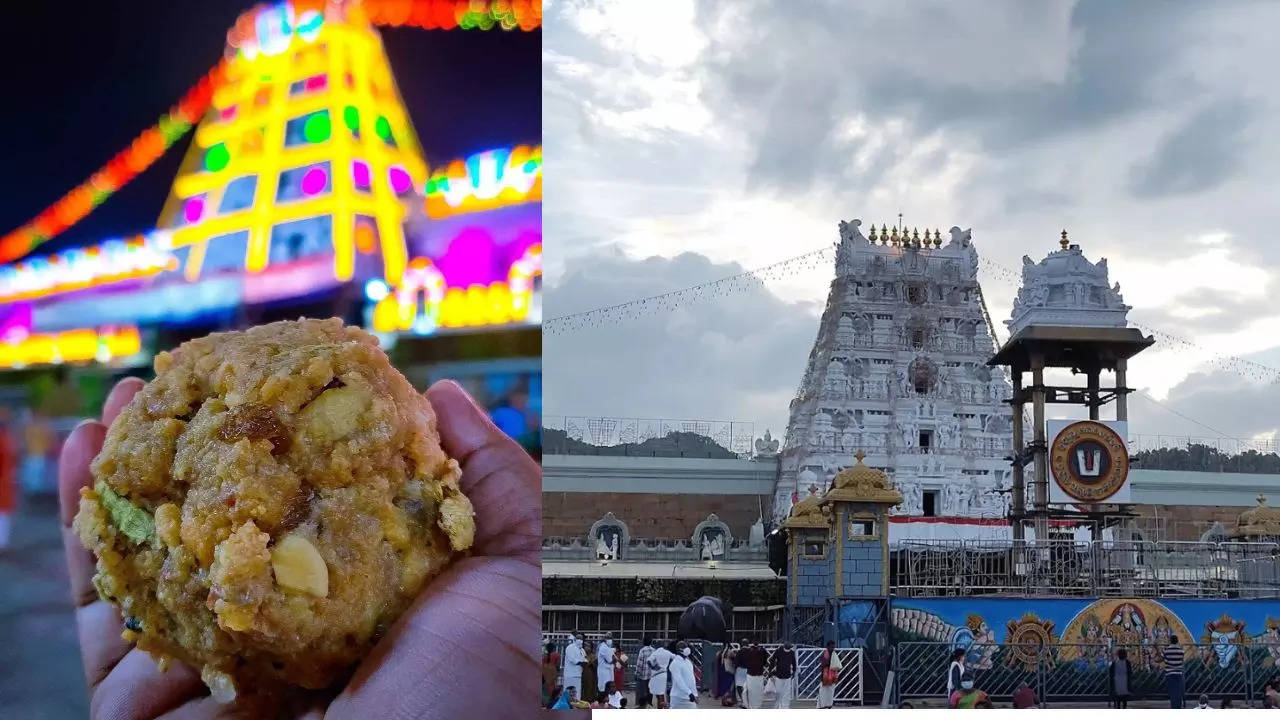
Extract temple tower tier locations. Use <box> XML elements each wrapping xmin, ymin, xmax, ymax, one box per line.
<box><xmin>774</xmin><ymin>219</ymin><xmax>1014</xmax><ymax>544</ymax></box>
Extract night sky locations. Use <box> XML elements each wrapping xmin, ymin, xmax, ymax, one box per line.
<box><xmin>0</xmin><ymin>1</ymin><xmax>541</xmax><ymax>257</ymax></box>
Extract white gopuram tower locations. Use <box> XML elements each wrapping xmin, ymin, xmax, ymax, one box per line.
<box><xmin>773</xmin><ymin>219</ymin><xmax>1015</xmax><ymax>543</ymax></box>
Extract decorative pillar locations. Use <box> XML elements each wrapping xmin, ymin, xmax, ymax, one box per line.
<box><xmin>1011</xmin><ymin>371</ymin><xmax>1025</xmax><ymax>541</ymax></box>
<box><xmin>1115</xmin><ymin>358</ymin><xmax>1128</xmax><ymax>422</ymax></box>
<box><xmin>1031</xmin><ymin>353</ymin><xmax>1048</xmax><ymax>543</ymax></box>
<box><xmin>1087</xmin><ymin>369</ymin><xmax>1100</xmax><ymax>421</ymax></box>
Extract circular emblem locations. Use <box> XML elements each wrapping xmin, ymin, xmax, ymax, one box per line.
<box><xmin>1004</xmin><ymin>613</ymin><xmax>1058</xmax><ymax>672</ymax></box>
<box><xmin>1050</xmin><ymin>420</ymin><xmax>1129</xmax><ymax>502</ymax></box>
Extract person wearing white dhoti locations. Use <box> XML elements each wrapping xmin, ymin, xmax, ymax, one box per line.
<box><xmin>768</xmin><ymin>642</ymin><xmax>798</xmax><ymax>709</ymax></box>
<box><xmin>596</xmin><ymin>635</ymin><xmax>616</xmax><ymax>694</ymax></box>
<box><xmin>733</xmin><ymin>639</ymin><xmax>749</xmax><ymax>705</ymax></box>
<box><xmin>562</xmin><ymin>635</ymin><xmax>587</xmax><ymax>701</ymax></box>
<box><xmin>742</xmin><ymin>640</ymin><xmax>766</xmax><ymax>709</ymax></box>
<box><xmin>647</xmin><ymin>638</ymin><xmax>675</xmax><ymax>709</ymax></box>
<box><xmin>669</xmin><ymin>642</ymin><xmax>699</xmax><ymax>709</ymax></box>
<box><xmin>818</xmin><ymin>641</ymin><xmax>841</xmax><ymax>708</ymax></box>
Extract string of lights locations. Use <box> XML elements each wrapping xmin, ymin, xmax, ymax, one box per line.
<box><xmin>0</xmin><ymin>0</ymin><xmax>540</xmax><ymax>264</ymax></box>
<box><xmin>546</xmin><ymin>242</ymin><xmax>1280</xmax><ymax>386</ymax></box>
<box><xmin>976</xmin><ymin>256</ymin><xmax>1280</xmax><ymax>385</ymax></box>
<box><xmin>543</xmin><ymin>245</ymin><xmax>835</xmax><ymax>336</ymax></box>
<box><xmin>0</xmin><ymin>62</ymin><xmax>228</xmax><ymax>263</ymax></box>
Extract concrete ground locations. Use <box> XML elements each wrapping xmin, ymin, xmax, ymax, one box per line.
<box><xmin>0</xmin><ymin>493</ymin><xmax>89</xmax><ymax>719</ymax></box>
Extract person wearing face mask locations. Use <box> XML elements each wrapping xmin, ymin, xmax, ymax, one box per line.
<box><xmin>949</xmin><ymin>672</ymin><xmax>989</xmax><ymax>709</ymax></box>
<box><xmin>647</xmin><ymin>637</ymin><xmax>675</xmax><ymax>709</ymax></box>
<box><xmin>562</xmin><ymin>634</ymin><xmax>587</xmax><ymax>702</ymax></box>
<box><xmin>596</xmin><ymin>634</ymin><xmax>616</xmax><ymax>697</ymax></box>
<box><xmin>669</xmin><ymin>641</ymin><xmax>700</xmax><ymax>709</ymax></box>
<box><xmin>768</xmin><ymin>641</ymin><xmax>797</xmax><ymax>709</ymax></box>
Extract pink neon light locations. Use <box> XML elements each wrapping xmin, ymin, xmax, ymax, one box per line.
<box><xmin>183</xmin><ymin>196</ymin><xmax>205</xmax><ymax>224</ymax></box>
<box><xmin>352</xmin><ymin>160</ymin><xmax>371</xmax><ymax>188</ymax></box>
<box><xmin>301</xmin><ymin>166</ymin><xmax>328</xmax><ymax>196</ymax></box>
<box><xmin>305</xmin><ymin>74</ymin><xmax>327</xmax><ymax>91</ymax></box>
<box><xmin>388</xmin><ymin>165</ymin><xmax>411</xmax><ymax>194</ymax></box>
<box><xmin>219</xmin><ymin>105</ymin><xmax>237</xmax><ymax>121</ymax></box>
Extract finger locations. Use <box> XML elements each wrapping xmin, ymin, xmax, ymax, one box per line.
<box><xmin>60</xmin><ymin>422</ymin><xmax>107</xmax><ymax>610</ymax></box>
<box><xmin>424</xmin><ymin>381</ymin><xmax>540</xmax><ymax>563</ymax></box>
<box><xmin>327</xmin><ymin>556</ymin><xmax>540</xmax><ymax>720</ymax></box>
<box><xmin>101</xmin><ymin>376</ymin><xmax>145</xmax><ymax>426</ymax></box>
<box><xmin>90</xmin><ymin>648</ymin><xmax>205</xmax><ymax>720</ymax></box>
<box><xmin>59</xmin><ymin>420</ymin><xmax>105</xmax><ymax>528</ymax></box>
<box><xmin>77</xmin><ymin>600</ymin><xmax>130</xmax><ymax>687</ymax></box>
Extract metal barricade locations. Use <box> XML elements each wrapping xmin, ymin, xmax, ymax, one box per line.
<box><xmin>894</xmin><ymin>640</ymin><xmax>1268</xmax><ymax>706</ymax></box>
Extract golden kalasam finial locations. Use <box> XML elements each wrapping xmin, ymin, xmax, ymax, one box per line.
<box><xmin>1060</xmin><ymin>229</ymin><xmax>1069</xmax><ymax>250</ymax></box>
<box><xmin>868</xmin><ymin>225</ymin><xmax>878</xmax><ymax>242</ymax></box>
<box><xmin>881</xmin><ymin>225</ymin><xmax>889</xmax><ymax>245</ymax></box>
<box><xmin>912</xmin><ymin>228</ymin><xmax>920</xmax><ymax>246</ymax></box>
<box><xmin>890</xmin><ymin>226</ymin><xmax>899</xmax><ymax>245</ymax></box>
<box><xmin>933</xmin><ymin>229</ymin><xmax>943</xmax><ymax>248</ymax></box>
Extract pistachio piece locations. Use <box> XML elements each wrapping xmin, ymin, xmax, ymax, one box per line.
<box><xmin>270</xmin><ymin>533</ymin><xmax>329</xmax><ymax>597</ymax></box>
<box><xmin>95</xmin><ymin>479</ymin><xmax>155</xmax><ymax>544</ymax></box>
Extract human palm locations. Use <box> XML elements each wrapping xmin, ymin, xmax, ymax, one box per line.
<box><xmin>59</xmin><ymin>378</ymin><xmax>541</xmax><ymax>718</ymax></box>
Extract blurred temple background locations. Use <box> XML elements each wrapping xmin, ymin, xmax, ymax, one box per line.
<box><xmin>0</xmin><ymin>2</ymin><xmax>540</xmax><ymax>716</ymax></box>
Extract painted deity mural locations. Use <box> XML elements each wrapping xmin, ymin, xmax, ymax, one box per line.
<box><xmin>892</xmin><ymin>597</ymin><xmax>1280</xmax><ymax>674</ymax></box>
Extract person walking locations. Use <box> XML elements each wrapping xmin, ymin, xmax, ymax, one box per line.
<box><xmin>946</xmin><ymin>647</ymin><xmax>967</xmax><ymax>700</ymax></box>
<box><xmin>1108</xmin><ymin>648</ymin><xmax>1133</xmax><ymax>708</ymax></box>
<box><xmin>1163</xmin><ymin>635</ymin><xmax>1186</xmax><ymax>709</ymax></box>
<box><xmin>647</xmin><ymin>637</ymin><xmax>674</xmax><ymax>709</ymax></box>
<box><xmin>562</xmin><ymin>634</ymin><xmax>587</xmax><ymax>702</ymax></box>
<box><xmin>714</xmin><ymin>645</ymin><xmax>734</xmax><ymax>706</ymax></box>
<box><xmin>634</xmin><ymin>636</ymin><xmax>654</xmax><ymax>708</ymax></box>
<box><xmin>669</xmin><ymin>642</ymin><xmax>699</xmax><ymax>709</ymax></box>
<box><xmin>542</xmin><ymin>643</ymin><xmax>561</xmax><ymax>706</ymax></box>
<box><xmin>733</xmin><ymin>639</ymin><xmax>748</xmax><ymax>706</ymax></box>
<box><xmin>768</xmin><ymin>641</ymin><xmax>797</xmax><ymax>709</ymax></box>
<box><xmin>742</xmin><ymin>639</ymin><xmax>767</xmax><ymax>708</ymax></box>
<box><xmin>818</xmin><ymin>640</ymin><xmax>841</xmax><ymax>708</ymax></box>
<box><xmin>596</xmin><ymin>635</ymin><xmax>616</xmax><ymax>698</ymax></box>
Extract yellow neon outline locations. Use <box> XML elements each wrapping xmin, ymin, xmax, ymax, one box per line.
<box><xmin>156</xmin><ymin>12</ymin><xmax>425</xmax><ymax>285</ymax></box>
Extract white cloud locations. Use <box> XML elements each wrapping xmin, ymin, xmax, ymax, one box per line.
<box><xmin>544</xmin><ymin>0</ymin><xmax>1280</xmax><ymax>444</ymax></box>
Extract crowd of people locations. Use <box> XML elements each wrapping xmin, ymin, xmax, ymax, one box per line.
<box><xmin>542</xmin><ymin>632</ymin><xmax>1277</xmax><ymax>710</ymax></box>
<box><xmin>542</xmin><ymin>635</ymin><xmax>845</xmax><ymax>710</ymax></box>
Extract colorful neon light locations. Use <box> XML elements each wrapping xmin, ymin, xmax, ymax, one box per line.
<box><xmin>162</xmin><ymin>1</ymin><xmax>427</xmax><ymax>286</ymax></box>
<box><xmin>1</xmin><ymin>0</ymin><xmax>531</xmax><ymax>264</ymax></box>
<box><xmin>0</xmin><ymin>63</ymin><xmax>226</xmax><ymax>262</ymax></box>
<box><xmin>423</xmin><ymin>145</ymin><xmax>541</xmax><ymax>218</ymax></box>
<box><xmin>0</xmin><ymin>325</ymin><xmax>142</xmax><ymax>369</ymax></box>
<box><xmin>362</xmin><ymin>0</ymin><xmax>543</xmax><ymax>31</ymax></box>
<box><xmin>371</xmin><ymin>249</ymin><xmax>539</xmax><ymax>334</ymax></box>
<box><xmin>0</xmin><ymin>233</ymin><xmax>178</xmax><ymax>303</ymax></box>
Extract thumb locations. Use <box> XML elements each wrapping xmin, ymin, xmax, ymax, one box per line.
<box><xmin>424</xmin><ymin>380</ymin><xmax>540</xmax><ymax>563</ymax></box>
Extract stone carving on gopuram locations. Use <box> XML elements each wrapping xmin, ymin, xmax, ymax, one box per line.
<box><xmin>1007</xmin><ymin>230</ymin><xmax>1131</xmax><ymax>335</ymax></box>
<box><xmin>774</xmin><ymin>219</ymin><xmax>1014</xmax><ymax>543</ymax></box>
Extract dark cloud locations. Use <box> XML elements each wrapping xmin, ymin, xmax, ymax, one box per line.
<box><xmin>1128</xmin><ymin>100</ymin><xmax>1255</xmax><ymax>198</ymax></box>
<box><xmin>693</xmin><ymin>0</ymin><xmax>1246</xmax><ymax>192</ymax></box>
<box><xmin>1132</xmin><ymin>368</ymin><xmax>1280</xmax><ymax>442</ymax></box>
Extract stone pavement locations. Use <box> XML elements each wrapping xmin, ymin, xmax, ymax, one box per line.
<box><xmin>0</xmin><ymin>493</ymin><xmax>89</xmax><ymax>719</ymax></box>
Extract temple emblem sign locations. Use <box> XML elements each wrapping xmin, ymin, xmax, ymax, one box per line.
<box><xmin>1048</xmin><ymin>420</ymin><xmax>1130</xmax><ymax>503</ymax></box>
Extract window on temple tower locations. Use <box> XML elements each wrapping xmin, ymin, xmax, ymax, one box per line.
<box><xmin>907</xmin><ymin>284</ymin><xmax>924</xmax><ymax>305</ymax></box>
<box><xmin>919</xmin><ymin>430</ymin><xmax>932</xmax><ymax>451</ymax></box>
<box><xmin>911</xmin><ymin>330</ymin><xmax>925</xmax><ymax>349</ymax></box>
<box><xmin>923</xmin><ymin>490</ymin><xmax>938</xmax><ymax>517</ymax></box>
<box><xmin>914</xmin><ymin>378</ymin><xmax>928</xmax><ymax>395</ymax></box>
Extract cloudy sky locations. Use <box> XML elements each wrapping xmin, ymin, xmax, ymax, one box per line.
<box><xmin>543</xmin><ymin>0</ymin><xmax>1280</xmax><ymax>447</ymax></box>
